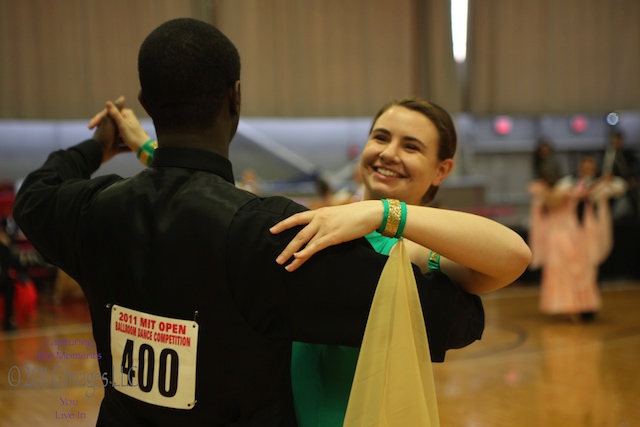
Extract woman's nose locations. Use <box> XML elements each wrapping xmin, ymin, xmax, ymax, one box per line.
<box><xmin>379</xmin><ymin>142</ymin><xmax>399</xmax><ymax>162</ymax></box>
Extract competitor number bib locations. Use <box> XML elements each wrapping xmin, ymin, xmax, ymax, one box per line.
<box><xmin>110</xmin><ymin>305</ymin><xmax>199</xmax><ymax>409</ymax></box>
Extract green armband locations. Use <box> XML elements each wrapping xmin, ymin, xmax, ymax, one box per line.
<box><xmin>137</xmin><ymin>139</ymin><xmax>158</xmax><ymax>167</ymax></box>
<box><xmin>428</xmin><ymin>251</ymin><xmax>441</xmax><ymax>271</ymax></box>
<box><xmin>378</xmin><ymin>199</ymin><xmax>407</xmax><ymax>238</ymax></box>
<box><xmin>377</xmin><ymin>199</ymin><xmax>390</xmax><ymax>234</ymax></box>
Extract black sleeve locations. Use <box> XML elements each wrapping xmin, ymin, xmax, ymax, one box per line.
<box><xmin>281</xmin><ymin>240</ymin><xmax>485</xmax><ymax>362</ymax></box>
<box><xmin>226</xmin><ymin>196</ymin><xmax>386</xmax><ymax>346</ymax></box>
<box><xmin>13</xmin><ymin>140</ymin><xmax>122</xmax><ymax>278</ymax></box>
<box><xmin>420</xmin><ymin>270</ymin><xmax>485</xmax><ymax>362</ymax></box>
<box><xmin>227</xmin><ymin>196</ymin><xmax>484</xmax><ymax>361</ymax></box>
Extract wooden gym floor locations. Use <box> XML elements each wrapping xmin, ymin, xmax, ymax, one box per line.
<box><xmin>1</xmin><ymin>279</ymin><xmax>639</xmax><ymax>427</ymax></box>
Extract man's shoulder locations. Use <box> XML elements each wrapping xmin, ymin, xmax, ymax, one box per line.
<box><xmin>227</xmin><ymin>195</ymin><xmax>309</xmax><ymax>256</ymax></box>
<box><xmin>239</xmin><ymin>194</ymin><xmax>308</xmax><ymax>217</ymax></box>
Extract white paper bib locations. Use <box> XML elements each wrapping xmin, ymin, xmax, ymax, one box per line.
<box><xmin>110</xmin><ymin>305</ymin><xmax>199</xmax><ymax>409</ymax></box>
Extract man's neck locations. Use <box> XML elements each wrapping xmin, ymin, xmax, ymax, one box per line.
<box><xmin>156</xmin><ymin>130</ymin><xmax>230</xmax><ymax>158</ymax></box>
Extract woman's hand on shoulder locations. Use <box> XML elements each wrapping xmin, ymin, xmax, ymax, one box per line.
<box><xmin>270</xmin><ymin>200</ymin><xmax>382</xmax><ymax>272</ymax></box>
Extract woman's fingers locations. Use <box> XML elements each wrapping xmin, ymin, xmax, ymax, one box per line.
<box><xmin>113</xmin><ymin>96</ymin><xmax>125</xmax><ymax>109</ymax></box>
<box><xmin>88</xmin><ymin>109</ymin><xmax>107</xmax><ymax>129</ymax></box>
<box><xmin>272</xmin><ymin>211</ymin><xmax>317</xmax><ymax>267</ymax></box>
<box><xmin>275</xmin><ymin>223</ymin><xmax>343</xmax><ymax>272</ymax></box>
<box><xmin>283</xmin><ymin>257</ymin><xmax>305</xmax><ymax>272</ymax></box>
<box><xmin>105</xmin><ymin>101</ymin><xmax>126</xmax><ymax>127</ymax></box>
<box><xmin>279</xmin><ymin>231</ymin><xmax>326</xmax><ymax>272</ymax></box>
<box><xmin>89</xmin><ymin>96</ymin><xmax>125</xmax><ymax>129</ymax></box>
<box><xmin>275</xmin><ymin>224</ymin><xmax>316</xmax><ymax>265</ymax></box>
<box><xmin>270</xmin><ymin>211</ymin><xmax>314</xmax><ymax>234</ymax></box>
<box><xmin>271</xmin><ymin>202</ymin><xmax>379</xmax><ymax>272</ymax></box>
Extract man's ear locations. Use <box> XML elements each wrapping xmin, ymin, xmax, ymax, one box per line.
<box><xmin>230</xmin><ymin>80</ymin><xmax>241</xmax><ymax>116</ymax></box>
<box><xmin>138</xmin><ymin>90</ymin><xmax>150</xmax><ymax>116</ymax></box>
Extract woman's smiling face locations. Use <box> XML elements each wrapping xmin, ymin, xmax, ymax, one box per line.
<box><xmin>360</xmin><ymin>105</ymin><xmax>453</xmax><ymax>205</ymax></box>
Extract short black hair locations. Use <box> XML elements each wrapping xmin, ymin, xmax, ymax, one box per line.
<box><xmin>138</xmin><ymin>18</ymin><xmax>241</xmax><ymax>132</ymax></box>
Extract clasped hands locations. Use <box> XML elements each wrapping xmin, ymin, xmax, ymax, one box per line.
<box><xmin>88</xmin><ymin>96</ymin><xmax>151</xmax><ymax>163</ymax></box>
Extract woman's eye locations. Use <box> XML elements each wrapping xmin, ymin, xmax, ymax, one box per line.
<box><xmin>373</xmin><ymin>134</ymin><xmax>389</xmax><ymax>142</ymax></box>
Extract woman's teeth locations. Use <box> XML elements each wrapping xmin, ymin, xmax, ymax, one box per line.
<box><xmin>377</xmin><ymin>168</ymin><xmax>400</xmax><ymax>177</ymax></box>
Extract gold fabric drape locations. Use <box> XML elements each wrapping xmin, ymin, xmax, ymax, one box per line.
<box><xmin>344</xmin><ymin>240</ymin><xmax>439</xmax><ymax>427</ymax></box>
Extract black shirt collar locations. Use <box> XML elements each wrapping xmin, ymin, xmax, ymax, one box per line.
<box><xmin>150</xmin><ymin>147</ymin><xmax>235</xmax><ymax>184</ymax></box>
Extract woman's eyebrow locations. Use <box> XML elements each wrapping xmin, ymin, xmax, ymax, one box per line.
<box><xmin>402</xmin><ymin>135</ymin><xmax>426</xmax><ymax>148</ymax></box>
<box><xmin>371</xmin><ymin>127</ymin><xmax>427</xmax><ymax>148</ymax></box>
<box><xmin>371</xmin><ymin>127</ymin><xmax>390</xmax><ymax>135</ymax></box>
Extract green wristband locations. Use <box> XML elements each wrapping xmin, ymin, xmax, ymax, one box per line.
<box><xmin>428</xmin><ymin>251</ymin><xmax>441</xmax><ymax>271</ymax></box>
<box><xmin>395</xmin><ymin>201</ymin><xmax>407</xmax><ymax>238</ymax></box>
<box><xmin>136</xmin><ymin>139</ymin><xmax>155</xmax><ymax>159</ymax></box>
<box><xmin>377</xmin><ymin>199</ymin><xmax>390</xmax><ymax>234</ymax></box>
<box><xmin>136</xmin><ymin>139</ymin><xmax>157</xmax><ymax>166</ymax></box>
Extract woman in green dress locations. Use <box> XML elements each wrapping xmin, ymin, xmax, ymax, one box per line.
<box><xmin>271</xmin><ymin>98</ymin><xmax>531</xmax><ymax>426</ymax></box>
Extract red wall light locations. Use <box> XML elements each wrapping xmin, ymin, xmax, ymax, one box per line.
<box><xmin>571</xmin><ymin>115</ymin><xmax>588</xmax><ymax>133</ymax></box>
<box><xmin>493</xmin><ymin>116</ymin><xmax>513</xmax><ymax>135</ymax></box>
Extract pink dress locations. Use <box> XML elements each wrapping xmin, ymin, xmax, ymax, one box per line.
<box><xmin>528</xmin><ymin>179</ymin><xmax>613</xmax><ymax>315</ymax></box>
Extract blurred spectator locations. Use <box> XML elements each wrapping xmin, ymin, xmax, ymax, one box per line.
<box><xmin>532</xmin><ymin>137</ymin><xmax>562</xmax><ymax>186</ymax></box>
<box><xmin>309</xmin><ymin>177</ymin><xmax>335</xmax><ymax>208</ymax></box>
<box><xmin>332</xmin><ymin>162</ymin><xmax>365</xmax><ymax>204</ymax></box>
<box><xmin>602</xmin><ymin>131</ymin><xmax>639</xmax><ymax>221</ymax></box>
<box><xmin>0</xmin><ymin>181</ymin><xmax>15</xmax><ymax>219</ymax></box>
<box><xmin>238</xmin><ymin>168</ymin><xmax>260</xmax><ymax>195</ymax></box>
<box><xmin>1</xmin><ymin>217</ymin><xmax>16</xmax><ymax>331</ymax></box>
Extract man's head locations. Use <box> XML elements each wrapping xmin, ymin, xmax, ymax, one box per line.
<box><xmin>138</xmin><ymin>18</ymin><xmax>241</xmax><ymax>135</ymax></box>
